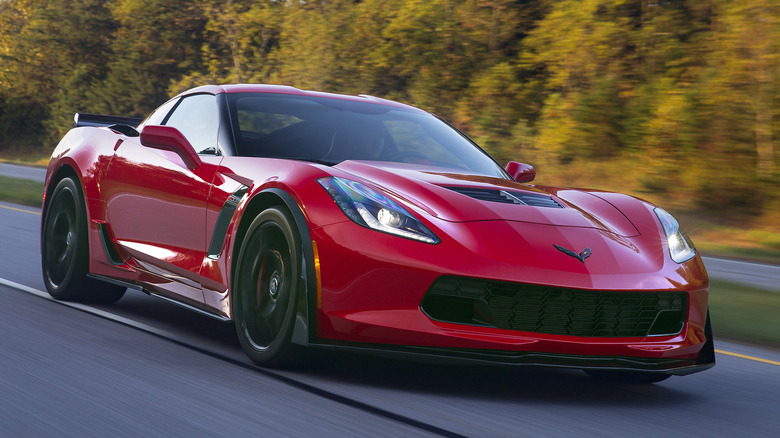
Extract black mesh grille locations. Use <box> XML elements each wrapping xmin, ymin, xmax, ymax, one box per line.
<box><xmin>421</xmin><ymin>277</ymin><xmax>687</xmax><ymax>337</ymax></box>
<box><xmin>445</xmin><ymin>186</ymin><xmax>562</xmax><ymax>208</ymax></box>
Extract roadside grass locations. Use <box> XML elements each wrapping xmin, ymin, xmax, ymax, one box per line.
<box><xmin>709</xmin><ymin>279</ymin><xmax>780</xmax><ymax>349</ymax></box>
<box><xmin>698</xmin><ymin>243</ymin><xmax>780</xmax><ymax>266</ymax></box>
<box><xmin>531</xmin><ymin>154</ymin><xmax>780</xmax><ymax>265</ymax></box>
<box><xmin>681</xmin><ymin>212</ymin><xmax>780</xmax><ymax>265</ymax></box>
<box><xmin>2</xmin><ymin>154</ymin><xmax>779</xmax><ymax>263</ymax></box>
<box><xmin>0</xmin><ymin>175</ymin><xmax>44</xmax><ymax>208</ymax></box>
<box><xmin>0</xmin><ymin>166</ymin><xmax>778</xmax><ymax>263</ymax></box>
<box><xmin>0</xmin><ymin>148</ymin><xmax>51</xmax><ymax>166</ymax></box>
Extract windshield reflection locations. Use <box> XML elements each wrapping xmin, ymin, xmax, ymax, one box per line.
<box><xmin>227</xmin><ymin>93</ymin><xmax>507</xmax><ymax>178</ymax></box>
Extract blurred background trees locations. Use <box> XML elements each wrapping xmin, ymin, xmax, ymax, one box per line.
<box><xmin>1</xmin><ymin>0</ymin><xmax>778</xmax><ymax>220</ymax></box>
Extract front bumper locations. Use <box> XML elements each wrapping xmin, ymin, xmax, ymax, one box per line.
<box><xmin>310</xmin><ymin>220</ymin><xmax>711</xmax><ymax>368</ymax></box>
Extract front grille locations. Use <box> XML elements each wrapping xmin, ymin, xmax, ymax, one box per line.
<box><xmin>445</xmin><ymin>187</ymin><xmax>563</xmax><ymax>208</ymax></box>
<box><xmin>421</xmin><ymin>277</ymin><xmax>687</xmax><ymax>337</ymax></box>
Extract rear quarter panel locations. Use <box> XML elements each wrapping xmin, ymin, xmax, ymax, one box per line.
<box><xmin>44</xmin><ymin>127</ymin><xmax>128</xmax><ymax>272</ymax></box>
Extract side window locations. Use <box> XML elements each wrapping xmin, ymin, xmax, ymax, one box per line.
<box><xmin>140</xmin><ymin>97</ymin><xmax>179</xmax><ymax>128</ymax></box>
<box><xmin>164</xmin><ymin>94</ymin><xmax>219</xmax><ymax>155</ymax></box>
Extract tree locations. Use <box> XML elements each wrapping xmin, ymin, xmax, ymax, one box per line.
<box><xmin>171</xmin><ymin>0</ymin><xmax>282</xmax><ymax>90</ymax></box>
<box><xmin>97</xmin><ymin>0</ymin><xmax>206</xmax><ymax>117</ymax></box>
<box><xmin>0</xmin><ymin>0</ymin><xmax>117</xmax><ymax>146</ymax></box>
<box><xmin>519</xmin><ymin>0</ymin><xmax>638</xmax><ymax>161</ymax></box>
<box><xmin>704</xmin><ymin>0</ymin><xmax>779</xmax><ymax>178</ymax></box>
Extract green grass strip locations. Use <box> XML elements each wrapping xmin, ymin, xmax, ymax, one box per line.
<box><xmin>709</xmin><ymin>279</ymin><xmax>780</xmax><ymax>349</ymax></box>
<box><xmin>0</xmin><ymin>175</ymin><xmax>44</xmax><ymax>208</ymax></box>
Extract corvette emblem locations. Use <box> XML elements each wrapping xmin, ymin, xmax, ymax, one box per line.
<box><xmin>554</xmin><ymin>244</ymin><xmax>592</xmax><ymax>263</ymax></box>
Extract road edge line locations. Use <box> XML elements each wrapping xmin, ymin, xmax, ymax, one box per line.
<box><xmin>0</xmin><ymin>277</ymin><xmax>183</xmax><ymax>341</ymax></box>
<box><xmin>714</xmin><ymin>349</ymin><xmax>780</xmax><ymax>366</ymax></box>
<box><xmin>0</xmin><ymin>276</ymin><xmax>467</xmax><ymax>438</ymax></box>
<box><xmin>0</xmin><ymin>204</ymin><xmax>40</xmax><ymax>215</ymax></box>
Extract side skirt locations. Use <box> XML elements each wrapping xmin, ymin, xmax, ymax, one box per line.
<box><xmin>87</xmin><ymin>273</ymin><xmax>231</xmax><ymax>322</ymax></box>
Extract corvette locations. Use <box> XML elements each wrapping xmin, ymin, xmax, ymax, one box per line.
<box><xmin>42</xmin><ymin>84</ymin><xmax>714</xmax><ymax>383</ymax></box>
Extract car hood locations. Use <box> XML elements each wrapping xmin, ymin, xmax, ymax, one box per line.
<box><xmin>335</xmin><ymin>161</ymin><xmax>640</xmax><ymax>237</ymax></box>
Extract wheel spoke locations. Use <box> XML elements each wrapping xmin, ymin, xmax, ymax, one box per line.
<box><xmin>235</xmin><ymin>210</ymin><xmax>298</xmax><ymax>363</ymax></box>
<box><xmin>45</xmin><ymin>192</ymin><xmax>79</xmax><ymax>285</ymax></box>
<box><xmin>247</xmin><ymin>246</ymin><xmax>289</xmax><ymax>346</ymax></box>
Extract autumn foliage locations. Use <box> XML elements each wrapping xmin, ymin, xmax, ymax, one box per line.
<box><xmin>1</xmin><ymin>0</ymin><xmax>778</xmax><ymax>218</ymax></box>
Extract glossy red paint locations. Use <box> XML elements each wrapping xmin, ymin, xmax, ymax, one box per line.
<box><xmin>505</xmin><ymin>161</ymin><xmax>536</xmax><ymax>183</ymax></box>
<box><xmin>41</xmin><ymin>84</ymin><xmax>713</xmax><ymax>374</ymax></box>
<box><xmin>309</xmin><ymin>215</ymin><xmax>708</xmax><ymax>357</ymax></box>
<box><xmin>139</xmin><ymin>125</ymin><xmax>203</xmax><ymax>170</ymax></box>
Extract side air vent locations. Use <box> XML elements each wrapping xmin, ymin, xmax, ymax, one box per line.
<box><xmin>97</xmin><ymin>223</ymin><xmax>124</xmax><ymax>265</ymax></box>
<box><xmin>445</xmin><ymin>187</ymin><xmax>563</xmax><ymax>209</ymax></box>
<box><xmin>207</xmin><ymin>185</ymin><xmax>249</xmax><ymax>259</ymax></box>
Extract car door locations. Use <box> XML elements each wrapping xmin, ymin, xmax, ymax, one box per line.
<box><xmin>102</xmin><ymin>93</ymin><xmax>223</xmax><ymax>306</ymax></box>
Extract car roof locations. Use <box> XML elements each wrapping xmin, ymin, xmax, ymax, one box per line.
<box><xmin>182</xmin><ymin>84</ymin><xmax>422</xmax><ymax>112</ymax></box>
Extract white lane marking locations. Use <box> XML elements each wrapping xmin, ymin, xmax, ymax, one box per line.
<box><xmin>0</xmin><ymin>277</ymin><xmax>182</xmax><ymax>341</ymax></box>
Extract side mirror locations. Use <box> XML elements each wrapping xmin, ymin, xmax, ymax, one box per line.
<box><xmin>505</xmin><ymin>161</ymin><xmax>535</xmax><ymax>183</ymax></box>
<box><xmin>140</xmin><ymin>125</ymin><xmax>202</xmax><ymax>170</ymax></box>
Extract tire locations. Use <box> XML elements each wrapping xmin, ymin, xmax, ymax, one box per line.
<box><xmin>41</xmin><ymin>177</ymin><xmax>125</xmax><ymax>304</ymax></box>
<box><xmin>584</xmin><ymin>369</ymin><xmax>671</xmax><ymax>384</ymax></box>
<box><xmin>233</xmin><ymin>207</ymin><xmax>301</xmax><ymax>367</ymax></box>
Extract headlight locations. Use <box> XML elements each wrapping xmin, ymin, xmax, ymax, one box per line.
<box><xmin>318</xmin><ymin>177</ymin><xmax>440</xmax><ymax>244</ymax></box>
<box><xmin>654</xmin><ymin>207</ymin><xmax>696</xmax><ymax>263</ymax></box>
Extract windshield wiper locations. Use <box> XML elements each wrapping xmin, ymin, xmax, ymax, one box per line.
<box><xmin>277</xmin><ymin>157</ymin><xmax>340</xmax><ymax>166</ymax></box>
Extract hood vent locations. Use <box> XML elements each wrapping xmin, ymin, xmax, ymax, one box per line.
<box><xmin>445</xmin><ymin>186</ymin><xmax>563</xmax><ymax>209</ymax></box>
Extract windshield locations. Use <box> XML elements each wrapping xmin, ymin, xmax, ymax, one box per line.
<box><xmin>226</xmin><ymin>93</ymin><xmax>508</xmax><ymax>178</ymax></box>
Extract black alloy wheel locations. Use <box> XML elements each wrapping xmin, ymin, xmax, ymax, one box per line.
<box><xmin>234</xmin><ymin>207</ymin><xmax>301</xmax><ymax>366</ymax></box>
<box><xmin>41</xmin><ymin>177</ymin><xmax>125</xmax><ymax>303</ymax></box>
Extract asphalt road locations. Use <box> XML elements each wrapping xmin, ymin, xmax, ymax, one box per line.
<box><xmin>703</xmin><ymin>257</ymin><xmax>780</xmax><ymax>292</ymax></box>
<box><xmin>1</xmin><ymin>199</ymin><xmax>780</xmax><ymax>437</ymax></box>
<box><xmin>0</xmin><ymin>162</ymin><xmax>46</xmax><ymax>182</ymax></box>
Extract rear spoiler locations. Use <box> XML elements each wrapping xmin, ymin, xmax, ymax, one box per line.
<box><xmin>73</xmin><ymin>113</ymin><xmax>143</xmax><ymax>129</ymax></box>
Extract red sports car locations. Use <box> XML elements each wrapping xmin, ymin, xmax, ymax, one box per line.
<box><xmin>42</xmin><ymin>84</ymin><xmax>714</xmax><ymax>383</ymax></box>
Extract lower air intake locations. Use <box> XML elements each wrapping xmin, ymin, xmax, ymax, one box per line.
<box><xmin>421</xmin><ymin>276</ymin><xmax>687</xmax><ymax>337</ymax></box>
